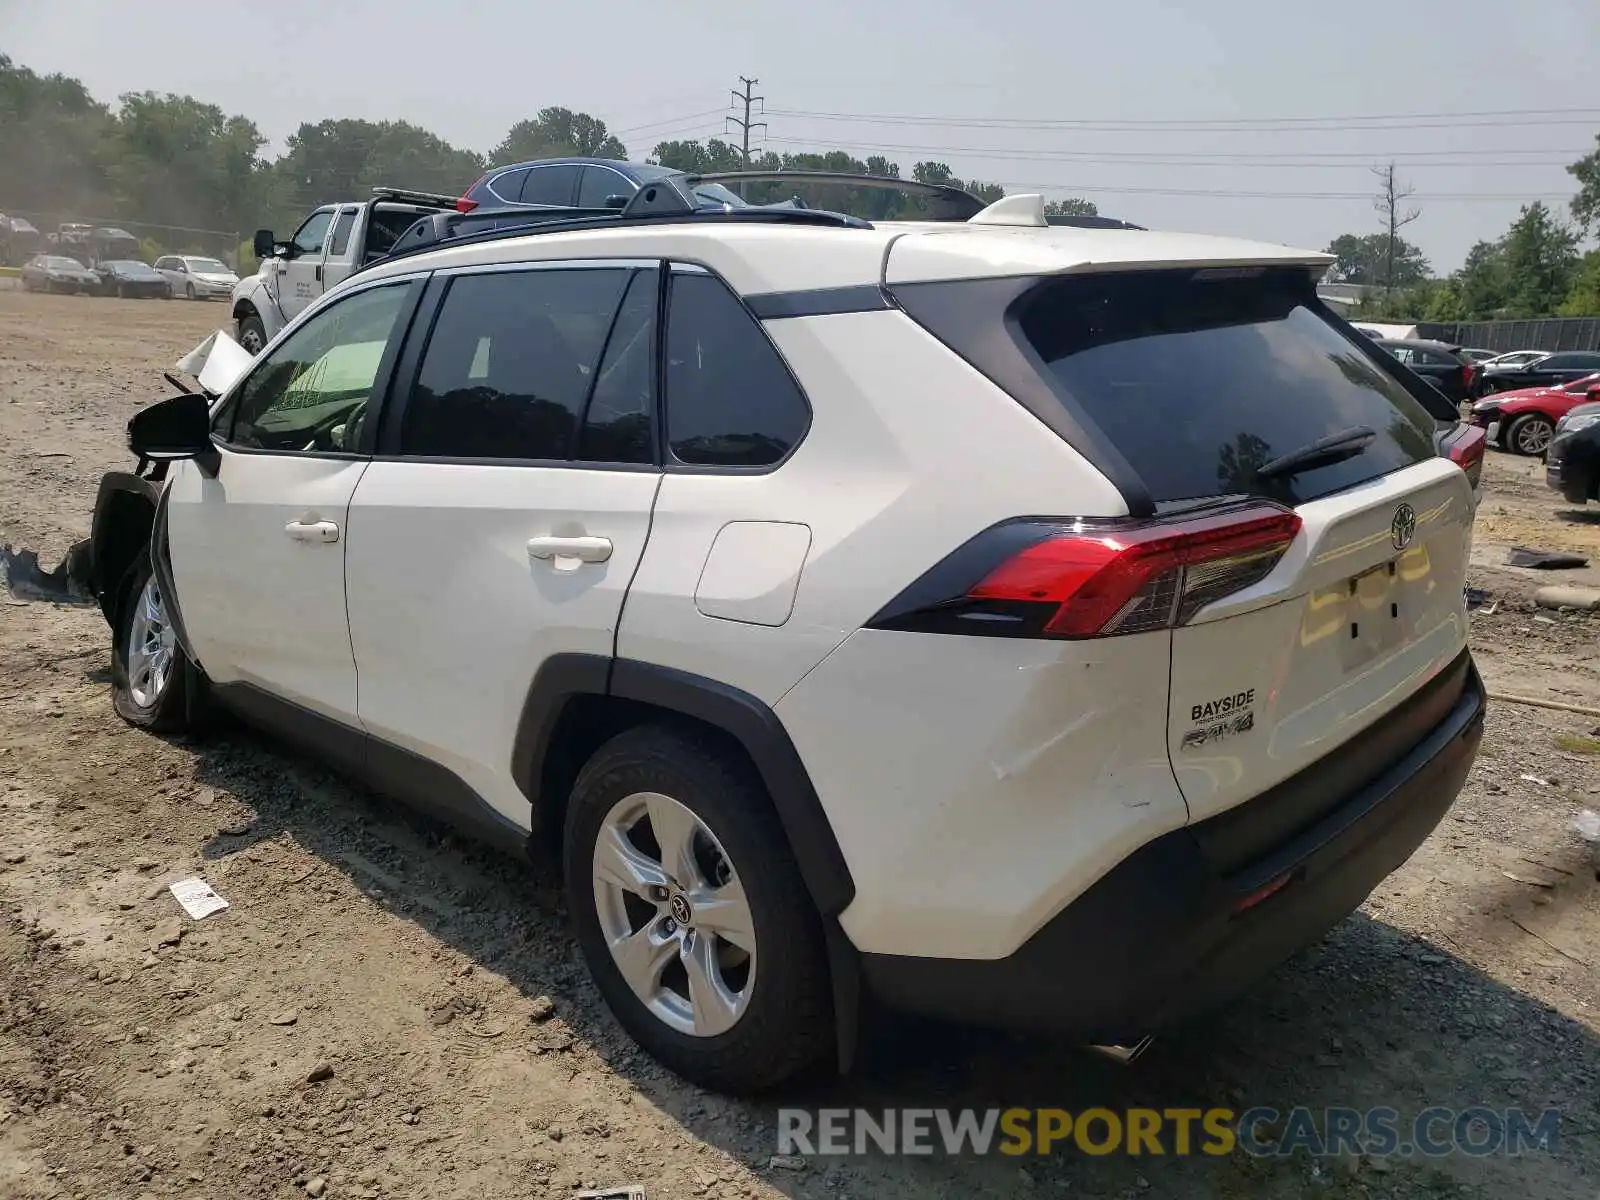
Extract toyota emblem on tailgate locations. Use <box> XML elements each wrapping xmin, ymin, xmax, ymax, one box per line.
<box><xmin>1391</xmin><ymin>503</ymin><xmax>1417</xmax><ymax>551</ymax></box>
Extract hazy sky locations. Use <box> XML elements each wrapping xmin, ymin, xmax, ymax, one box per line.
<box><xmin>4</xmin><ymin>0</ymin><xmax>1597</xmax><ymax>271</ymax></box>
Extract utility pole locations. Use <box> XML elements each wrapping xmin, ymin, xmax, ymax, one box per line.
<box><xmin>726</xmin><ymin>76</ymin><xmax>766</xmax><ymax>198</ymax></box>
<box><xmin>1372</xmin><ymin>162</ymin><xmax>1421</xmax><ymax>296</ymax></box>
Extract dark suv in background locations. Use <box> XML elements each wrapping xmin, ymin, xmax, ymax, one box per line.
<box><xmin>455</xmin><ymin>157</ymin><xmax>749</xmax><ymax>213</ymax></box>
<box><xmin>1375</xmin><ymin>338</ymin><xmax>1482</xmax><ymax>405</ymax></box>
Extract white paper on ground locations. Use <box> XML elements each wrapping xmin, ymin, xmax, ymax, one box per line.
<box><xmin>169</xmin><ymin>877</ymin><xmax>229</xmax><ymax>919</ymax></box>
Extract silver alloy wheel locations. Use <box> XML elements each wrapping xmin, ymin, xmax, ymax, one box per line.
<box><xmin>592</xmin><ymin>791</ymin><xmax>756</xmax><ymax>1037</ymax></box>
<box><xmin>1514</xmin><ymin>417</ymin><xmax>1553</xmax><ymax>455</ymax></box>
<box><xmin>126</xmin><ymin>574</ymin><xmax>176</xmax><ymax>709</ymax></box>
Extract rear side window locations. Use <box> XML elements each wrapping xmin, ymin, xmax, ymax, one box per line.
<box><xmin>664</xmin><ymin>272</ymin><xmax>809</xmax><ymax>467</ymax></box>
<box><xmin>401</xmin><ymin>268</ymin><xmax>630</xmax><ymax>461</ymax></box>
<box><xmin>1017</xmin><ymin>269</ymin><xmax>1438</xmax><ymax>505</ymax></box>
<box><xmin>1544</xmin><ymin>353</ymin><xmax>1600</xmax><ymax>370</ymax></box>
<box><xmin>520</xmin><ymin>165</ymin><xmax>581</xmax><ymax>207</ymax></box>
<box><xmin>326</xmin><ymin>210</ymin><xmax>357</xmax><ymax>257</ymax></box>
<box><xmin>578</xmin><ymin>167</ymin><xmax>633</xmax><ymax>209</ymax></box>
<box><xmin>487</xmin><ymin>168</ymin><xmax>530</xmax><ymax>204</ymax></box>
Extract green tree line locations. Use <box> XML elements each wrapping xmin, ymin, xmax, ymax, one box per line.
<box><xmin>1333</xmin><ymin>134</ymin><xmax>1600</xmax><ymax>321</ymax></box>
<box><xmin>1</xmin><ymin>54</ymin><xmax>1098</xmax><ymax>253</ymax></box>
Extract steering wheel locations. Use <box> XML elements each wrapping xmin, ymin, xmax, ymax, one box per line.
<box><xmin>295</xmin><ymin>400</ymin><xmax>370</xmax><ymax>453</ymax></box>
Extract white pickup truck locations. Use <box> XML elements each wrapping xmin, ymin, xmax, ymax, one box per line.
<box><xmin>228</xmin><ymin>187</ymin><xmax>458</xmax><ymax>354</ymax></box>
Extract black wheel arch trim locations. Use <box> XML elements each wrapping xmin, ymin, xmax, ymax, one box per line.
<box><xmin>85</xmin><ymin>471</ymin><xmax>162</xmax><ymax>618</ymax></box>
<box><xmin>512</xmin><ymin>653</ymin><xmax>856</xmax><ymax>919</ymax></box>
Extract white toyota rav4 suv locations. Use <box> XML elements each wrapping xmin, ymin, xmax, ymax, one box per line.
<box><xmin>89</xmin><ymin>178</ymin><xmax>1487</xmax><ymax>1093</ymax></box>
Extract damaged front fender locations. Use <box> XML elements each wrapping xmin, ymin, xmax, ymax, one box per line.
<box><xmin>2</xmin><ymin>472</ymin><xmax>163</xmax><ymax>621</ymax></box>
<box><xmin>0</xmin><ymin>539</ymin><xmax>97</xmax><ymax>607</ymax></box>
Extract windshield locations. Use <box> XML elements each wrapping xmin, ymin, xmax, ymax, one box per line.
<box><xmin>628</xmin><ymin>164</ymin><xmax>748</xmax><ymax>209</ymax></box>
<box><xmin>691</xmin><ymin>182</ymin><xmax>747</xmax><ymax>208</ymax></box>
<box><xmin>107</xmin><ymin>261</ymin><xmax>158</xmax><ymax>276</ymax></box>
<box><xmin>185</xmin><ymin>257</ymin><xmax>231</xmax><ymax>274</ymax></box>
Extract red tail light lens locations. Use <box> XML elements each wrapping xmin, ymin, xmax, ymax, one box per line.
<box><xmin>456</xmin><ymin>177</ymin><xmax>486</xmax><ymax>214</ymax></box>
<box><xmin>870</xmin><ymin>505</ymin><xmax>1302</xmax><ymax>641</ymax></box>
<box><xmin>1461</xmin><ymin>363</ymin><xmax>1477</xmax><ymax>393</ymax></box>
<box><xmin>1443</xmin><ymin>423</ymin><xmax>1486</xmax><ymax>487</ymax></box>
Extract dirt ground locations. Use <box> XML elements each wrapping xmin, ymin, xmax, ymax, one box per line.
<box><xmin>2</xmin><ymin>283</ymin><xmax>1600</xmax><ymax>1200</ymax></box>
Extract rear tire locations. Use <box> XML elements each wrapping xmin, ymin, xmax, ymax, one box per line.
<box><xmin>110</xmin><ymin>553</ymin><xmax>204</xmax><ymax>733</ymax></box>
<box><xmin>563</xmin><ymin>723</ymin><xmax>834</xmax><ymax>1094</ymax></box>
<box><xmin>1504</xmin><ymin>413</ymin><xmax>1554</xmax><ymax>457</ymax></box>
<box><xmin>185</xmin><ymin>281</ymin><xmax>196</xmax><ymax>300</ymax></box>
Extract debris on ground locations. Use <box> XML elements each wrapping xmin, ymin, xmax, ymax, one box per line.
<box><xmin>0</xmin><ymin>542</ymin><xmax>95</xmax><ymax>606</ymax></box>
<box><xmin>1572</xmin><ymin>810</ymin><xmax>1600</xmax><ymax>842</ymax></box>
<box><xmin>1507</xmin><ymin>545</ymin><xmax>1591</xmax><ymax>570</ymax></box>
<box><xmin>168</xmin><ymin>876</ymin><xmax>229</xmax><ymax>919</ymax></box>
<box><xmin>1534</xmin><ymin>584</ymin><xmax>1600</xmax><ymax>612</ymax></box>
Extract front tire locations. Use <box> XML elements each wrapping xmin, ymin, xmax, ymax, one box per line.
<box><xmin>110</xmin><ymin>555</ymin><xmax>197</xmax><ymax>733</ymax></box>
<box><xmin>1505</xmin><ymin>413</ymin><xmax>1554</xmax><ymax>457</ymax></box>
<box><xmin>185</xmin><ymin>281</ymin><xmax>196</xmax><ymax>300</ymax></box>
<box><xmin>237</xmin><ymin>311</ymin><xmax>267</xmax><ymax>355</ymax></box>
<box><xmin>564</xmin><ymin>724</ymin><xmax>833</xmax><ymax>1093</ymax></box>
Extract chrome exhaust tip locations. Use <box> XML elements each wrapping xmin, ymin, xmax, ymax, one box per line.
<box><xmin>1086</xmin><ymin>1035</ymin><xmax>1154</xmax><ymax>1065</ymax></box>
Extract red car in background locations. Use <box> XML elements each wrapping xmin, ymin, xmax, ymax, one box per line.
<box><xmin>1470</xmin><ymin>372</ymin><xmax>1600</xmax><ymax>456</ymax></box>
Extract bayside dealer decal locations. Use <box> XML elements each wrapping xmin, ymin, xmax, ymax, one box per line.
<box><xmin>1181</xmin><ymin>688</ymin><xmax>1256</xmax><ymax>751</ymax></box>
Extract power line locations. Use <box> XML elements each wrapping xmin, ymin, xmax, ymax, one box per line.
<box><xmin>759</xmin><ymin>135</ymin><xmax>1583</xmax><ymax>168</ymax></box>
<box><xmin>765</xmin><ymin>107</ymin><xmax>1600</xmax><ymax>133</ymax></box>
<box><xmin>610</xmin><ymin>108</ymin><xmax>729</xmax><ymax>138</ymax></box>
<box><xmin>992</xmin><ymin>181</ymin><xmax>1575</xmax><ymax>202</ymax></box>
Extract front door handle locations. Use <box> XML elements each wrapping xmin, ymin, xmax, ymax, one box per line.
<box><xmin>285</xmin><ymin>519</ymin><xmax>340</xmax><ymax>543</ymax></box>
<box><xmin>527</xmin><ymin>535</ymin><xmax>612</xmax><ymax>571</ymax></box>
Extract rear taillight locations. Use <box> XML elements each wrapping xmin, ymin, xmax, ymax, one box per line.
<box><xmin>868</xmin><ymin>504</ymin><xmax>1301</xmax><ymax>640</ymax></box>
<box><xmin>1443</xmin><ymin>423</ymin><xmax>1486</xmax><ymax>486</ymax></box>
<box><xmin>456</xmin><ymin>177</ymin><xmax>486</xmax><ymax>213</ymax></box>
<box><xmin>1461</xmin><ymin>362</ymin><xmax>1477</xmax><ymax>393</ymax></box>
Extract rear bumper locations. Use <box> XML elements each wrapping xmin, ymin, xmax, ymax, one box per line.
<box><xmin>860</xmin><ymin>652</ymin><xmax>1486</xmax><ymax>1040</ymax></box>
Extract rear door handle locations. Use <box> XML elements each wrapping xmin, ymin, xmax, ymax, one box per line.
<box><xmin>527</xmin><ymin>535</ymin><xmax>612</xmax><ymax>571</ymax></box>
<box><xmin>285</xmin><ymin>519</ymin><xmax>340</xmax><ymax>543</ymax></box>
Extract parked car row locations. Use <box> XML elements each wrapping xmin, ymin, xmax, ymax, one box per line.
<box><xmin>1469</xmin><ymin>372</ymin><xmax>1600</xmax><ymax>456</ymax></box>
<box><xmin>16</xmin><ymin>253</ymin><xmax>239</xmax><ymax>299</ymax></box>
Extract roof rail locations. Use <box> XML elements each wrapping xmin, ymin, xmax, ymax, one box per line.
<box><xmin>370</xmin><ymin>185</ymin><xmax>461</xmax><ymax>209</ymax></box>
<box><xmin>691</xmin><ymin>170</ymin><xmax>986</xmax><ymax>220</ymax></box>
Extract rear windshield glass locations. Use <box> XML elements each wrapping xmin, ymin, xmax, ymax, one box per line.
<box><xmin>1018</xmin><ymin>269</ymin><xmax>1440</xmax><ymax>505</ymax></box>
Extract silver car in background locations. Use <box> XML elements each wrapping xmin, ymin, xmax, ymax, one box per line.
<box><xmin>153</xmin><ymin>254</ymin><xmax>240</xmax><ymax>300</ymax></box>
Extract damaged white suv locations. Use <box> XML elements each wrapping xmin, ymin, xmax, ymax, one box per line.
<box><xmin>45</xmin><ymin>176</ymin><xmax>1488</xmax><ymax>1093</ymax></box>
